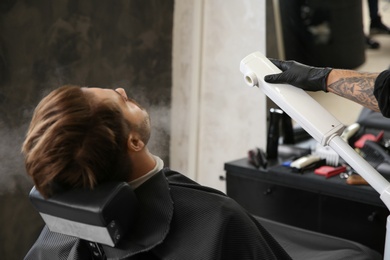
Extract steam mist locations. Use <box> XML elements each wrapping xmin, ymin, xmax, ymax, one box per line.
<box><xmin>0</xmin><ymin>123</ymin><xmax>32</xmax><ymax>195</ymax></box>
<box><xmin>0</xmin><ymin>102</ymin><xmax>172</xmax><ymax>195</ymax></box>
<box><xmin>0</xmin><ymin>1</ymin><xmax>174</xmax><ymax>258</ymax></box>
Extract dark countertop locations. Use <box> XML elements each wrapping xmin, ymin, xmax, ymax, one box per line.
<box><xmin>225</xmin><ymin>157</ymin><xmax>386</xmax><ymax>207</ymax></box>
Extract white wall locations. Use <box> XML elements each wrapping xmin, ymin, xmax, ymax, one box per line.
<box><xmin>171</xmin><ymin>0</ymin><xmax>266</xmax><ymax>192</ymax></box>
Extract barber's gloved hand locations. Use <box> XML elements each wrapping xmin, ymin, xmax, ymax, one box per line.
<box><xmin>264</xmin><ymin>59</ymin><xmax>332</xmax><ymax>92</ymax></box>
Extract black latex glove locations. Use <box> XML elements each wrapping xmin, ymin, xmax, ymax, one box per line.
<box><xmin>264</xmin><ymin>59</ymin><xmax>332</xmax><ymax>92</ymax></box>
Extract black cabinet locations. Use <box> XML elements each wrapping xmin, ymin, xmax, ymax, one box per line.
<box><xmin>225</xmin><ymin>158</ymin><xmax>388</xmax><ymax>254</ymax></box>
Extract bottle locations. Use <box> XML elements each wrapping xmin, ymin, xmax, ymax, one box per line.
<box><xmin>282</xmin><ymin>112</ymin><xmax>295</xmax><ymax>144</ymax></box>
<box><xmin>267</xmin><ymin>108</ymin><xmax>283</xmax><ymax>159</ymax></box>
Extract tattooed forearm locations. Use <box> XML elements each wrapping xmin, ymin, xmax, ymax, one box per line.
<box><xmin>327</xmin><ymin>71</ymin><xmax>380</xmax><ymax>112</ymax></box>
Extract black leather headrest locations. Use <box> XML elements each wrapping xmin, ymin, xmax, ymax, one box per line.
<box><xmin>29</xmin><ymin>182</ymin><xmax>137</xmax><ymax>247</ymax></box>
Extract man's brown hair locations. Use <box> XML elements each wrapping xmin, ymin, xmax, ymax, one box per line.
<box><xmin>22</xmin><ymin>85</ymin><xmax>132</xmax><ymax>198</ymax></box>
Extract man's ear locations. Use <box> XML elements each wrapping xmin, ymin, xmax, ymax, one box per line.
<box><xmin>127</xmin><ymin>132</ymin><xmax>145</xmax><ymax>152</ymax></box>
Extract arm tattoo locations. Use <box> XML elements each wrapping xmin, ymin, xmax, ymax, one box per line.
<box><xmin>328</xmin><ymin>73</ymin><xmax>379</xmax><ymax>112</ymax></box>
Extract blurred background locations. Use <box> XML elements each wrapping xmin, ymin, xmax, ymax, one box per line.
<box><xmin>266</xmin><ymin>0</ymin><xmax>390</xmax><ymax>125</ymax></box>
<box><xmin>3</xmin><ymin>0</ymin><xmax>390</xmax><ymax>258</ymax></box>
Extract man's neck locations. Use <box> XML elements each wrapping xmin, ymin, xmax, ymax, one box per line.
<box><xmin>129</xmin><ymin>148</ymin><xmax>157</xmax><ymax>181</ymax></box>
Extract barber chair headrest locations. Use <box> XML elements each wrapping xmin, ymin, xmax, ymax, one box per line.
<box><xmin>29</xmin><ymin>182</ymin><xmax>137</xmax><ymax>247</ymax></box>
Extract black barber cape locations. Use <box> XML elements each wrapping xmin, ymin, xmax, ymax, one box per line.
<box><xmin>374</xmin><ymin>69</ymin><xmax>390</xmax><ymax>117</ymax></box>
<box><xmin>25</xmin><ymin>168</ymin><xmax>291</xmax><ymax>260</ymax></box>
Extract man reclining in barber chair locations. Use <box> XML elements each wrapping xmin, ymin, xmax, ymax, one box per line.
<box><xmin>23</xmin><ymin>85</ymin><xmax>381</xmax><ymax>259</ymax></box>
<box><xmin>23</xmin><ymin>85</ymin><xmax>291</xmax><ymax>260</ymax></box>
